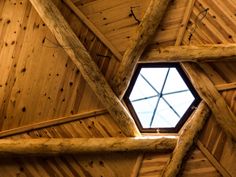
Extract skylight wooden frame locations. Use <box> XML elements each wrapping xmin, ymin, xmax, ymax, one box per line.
<box><xmin>124</xmin><ymin>63</ymin><xmax>201</xmax><ymax>133</ymax></box>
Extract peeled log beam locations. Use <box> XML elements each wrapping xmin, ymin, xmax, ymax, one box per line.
<box><xmin>111</xmin><ymin>0</ymin><xmax>171</xmax><ymax>98</ymax></box>
<box><xmin>0</xmin><ymin>137</ymin><xmax>177</xmax><ymax>155</ymax></box>
<box><xmin>29</xmin><ymin>0</ymin><xmax>140</xmax><ymax>137</ymax></box>
<box><xmin>141</xmin><ymin>44</ymin><xmax>236</xmax><ymax>63</ymax></box>
<box><xmin>161</xmin><ymin>102</ymin><xmax>211</xmax><ymax>177</ymax></box>
<box><xmin>183</xmin><ymin>63</ymin><xmax>236</xmax><ymax>141</ymax></box>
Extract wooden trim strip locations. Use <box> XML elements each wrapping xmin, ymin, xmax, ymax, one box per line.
<box><xmin>216</xmin><ymin>82</ymin><xmax>236</xmax><ymax>91</ymax></box>
<box><xmin>0</xmin><ymin>109</ymin><xmax>107</xmax><ymax>138</ymax></box>
<box><xmin>131</xmin><ymin>154</ymin><xmax>144</xmax><ymax>177</ymax></box>
<box><xmin>197</xmin><ymin>141</ymin><xmax>231</xmax><ymax>177</ymax></box>
<box><xmin>62</xmin><ymin>0</ymin><xmax>122</xmax><ymax>61</ymax></box>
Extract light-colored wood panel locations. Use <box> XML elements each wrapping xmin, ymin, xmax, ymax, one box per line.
<box><xmin>0</xmin><ymin>0</ymin><xmax>122</xmax><ymax>131</ymax></box>
<box><xmin>199</xmin><ymin>115</ymin><xmax>236</xmax><ymax>177</ymax></box>
<box><xmin>139</xmin><ymin>153</ymin><xmax>171</xmax><ymax>177</ymax></box>
<box><xmin>0</xmin><ymin>153</ymin><xmax>138</xmax><ymax>177</ymax></box>
<box><xmin>180</xmin><ymin>148</ymin><xmax>222</xmax><ymax>177</ymax></box>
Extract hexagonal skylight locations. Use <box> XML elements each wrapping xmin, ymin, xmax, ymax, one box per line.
<box><xmin>124</xmin><ymin>63</ymin><xmax>200</xmax><ymax>133</ymax></box>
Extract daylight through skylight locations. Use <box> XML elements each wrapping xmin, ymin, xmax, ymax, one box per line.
<box><xmin>125</xmin><ymin>64</ymin><xmax>200</xmax><ymax>133</ymax></box>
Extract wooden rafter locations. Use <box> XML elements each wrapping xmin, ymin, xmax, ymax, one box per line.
<box><xmin>0</xmin><ymin>137</ymin><xmax>177</xmax><ymax>155</ymax></box>
<box><xmin>29</xmin><ymin>0</ymin><xmax>140</xmax><ymax>137</ymax></box>
<box><xmin>62</xmin><ymin>0</ymin><xmax>122</xmax><ymax>61</ymax></box>
<box><xmin>161</xmin><ymin>102</ymin><xmax>211</xmax><ymax>177</ymax></box>
<box><xmin>111</xmin><ymin>0</ymin><xmax>171</xmax><ymax>99</ymax></box>
<box><xmin>182</xmin><ymin>63</ymin><xmax>236</xmax><ymax>141</ymax></box>
<box><xmin>141</xmin><ymin>44</ymin><xmax>236</xmax><ymax>63</ymax></box>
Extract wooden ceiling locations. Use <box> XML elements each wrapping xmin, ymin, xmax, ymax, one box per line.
<box><xmin>0</xmin><ymin>0</ymin><xmax>236</xmax><ymax>176</ymax></box>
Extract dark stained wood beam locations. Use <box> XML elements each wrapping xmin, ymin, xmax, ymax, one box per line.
<box><xmin>0</xmin><ymin>137</ymin><xmax>177</xmax><ymax>155</ymax></box>
<box><xmin>111</xmin><ymin>0</ymin><xmax>171</xmax><ymax>99</ymax></box>
<box><xmin>29</xmin><ymin>0</ymin><xmax>140</xmax><ymax>137</ymax></box>
<box><xmin>161</xmin><ymin>102</ymin><xmax>211</xmax><ymax>177</ymax></box>
<box><xmin>141</xmin><ymin>44</ymin><xmax>236</xmax><ymax>63</ymax></box>
<box><xmin>182</xmin><ymin>63</ymin><xmax>236</xmax><ymax>141</ymax></box>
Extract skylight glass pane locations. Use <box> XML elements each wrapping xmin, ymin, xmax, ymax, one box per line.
<box><xmin>131</xmin><ymin>97</ymin><xmax>159</xmax><ymax>128</ymax></box>
<box><xmin>129</xmin><ymin>73</ymin><xmax>157</xmax><ymax>101</ymax></box>
<box><xmin>140</xmin><ymin>67</ymin><xmax>169</xmax><ymax>93</ymax></box>
<box><xmin>125</xmin><ymin>64</ymin><xmax>200</xmax><ymax>133</ymax></box>
<box><xmin>163</xmin><ymin>68</ymin><xmax>189</xmax><ymax>94</ymax></box>
<box><xmin>151</xmin><ymin>99</ymin><xmax>180</xmax><ymax>128</ymax></box>
<box><xmin>163</xmin><ymin>91</ymin><xmax>194</xmax><ymax>117</ymax></box>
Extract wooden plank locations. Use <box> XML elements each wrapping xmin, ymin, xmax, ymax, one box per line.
<box><xmin>111</xmin><ymin>0</ymin><xmax>171</xmax><ymax>98</ymax></box>
<box><xmin>216</xmin><ymin>82</ymin><xmax>236</xmax><ymax>91</ymax></box>
<box><xmin>130</xmin><ymin>154</ymin><xmax>144</xmax><ymax>177</ymax></box>
<box><xmin>29</xmin><ymin>0</ymin><xmax>140</xmax><ymax>137</ymax></box>
<box><xmin>0</xmin><ymin>137</ymin><xmax>177</xmax><ymax>155</ymax></box>
<box><xmin>62</xmin><ymin>0</ymin><xmax>122</xmax><ymax>61</ymax></box>
<box><xmin>197</xmin><ymin>141</ymin><xmax>231</xmax><ymax>177</ymax></box>
<box><xmin>0</xmin><ymin>109</ymin><xmax>107</xmax><ymax>138</ymax></box>
<box><xmin>141</xmin><ymin>44</ymin><xmax>236</xmax><ymax>63</ymax></box>
<box><xmin>182</xmin><ymin>63</ymin><xmax>236</xmax><ymax>141</ymax></box>
<box><xmin>161</xmin><ymin>102</ymin><xmax>211</xmax><ymax>177</ymax></box>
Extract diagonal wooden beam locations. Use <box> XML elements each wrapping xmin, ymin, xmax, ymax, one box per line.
<box><xmin>0</xmin><ymin>109</ymin><xmax>107</xmax><ymax>138</ymax></box>
<box><xmin>197</xmin><ymin>141</ymin><xmax>231</xmax><ymax>177</ymax></box>
<box><xmin>62</xmin><ymin>0</ymin><xmax>122</xmax><ymax>61</ymax></box>
<box><xmin>29</xmin><ymin>0</ymin><xmax>140</xmax><ymax>137</ymax></box>
<box><xmin>161</xmin><ymin>102</ymin><xmax>211</xmax><ymax>177</ymax></box>
<box><xmin>111</xmin><ymin>0</ymin><xmax>171</xmax><ymax>99</ymax></box>
<box><xmin>182</xmin><ymin>63</ymin><xmax>236</xmax><ymax>141</ymax></box>
<box><xmin>141</xmin><ymin>44</ymin><xmax>236</xmax><ymax>63</ymax></box>
<box><xmin>0</xmin><ymin>137</ymin><xmax>177</xmax><ymax>155</ymax></box>
<box><xmin>216</xmin><ymin>82</ymin><xmax>236</xmax><ymax>91</ymax></box>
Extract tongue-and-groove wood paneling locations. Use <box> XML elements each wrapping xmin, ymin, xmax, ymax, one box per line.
<box><xmin>75</xmin><ymin>0</ymin><xmax>189</xmax><ymax>53</ymax></box>
<box><xmin>0</xmin><ymin>0</ymin><xmax>120</xmax><ymax>130</ymax></box>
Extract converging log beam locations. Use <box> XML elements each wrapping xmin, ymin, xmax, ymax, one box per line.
<box><xmin>161</xmin><ymin>102</ymin><xmax>211</xmax><ymax>177</ymax></box>
<box><xmin>29</xmin><ymin>0</ymin><xmax>140</xmax><ymax>137</ymax></box>
<box><xmin>183</xmin><ymin>63</ymin><xmax>236</xmax><ymax>141</ymax></box>
<box><xmin>141</xmin><ymin>44</ymin><xmax>236</xmax><ymax>63</ymax></box>
<box><xmin>111</xmin><ymin>0</ymin><xmax>171</xmax><ymax>98</ymax></box>
<box><xmin>0</xmin><ymin>137</ymin><xmax>177</xmax><ymax>155</ymax></box>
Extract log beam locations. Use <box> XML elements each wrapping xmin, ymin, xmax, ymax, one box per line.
<box><xmin>161</xmin><ymin>102</ymin><xmax>211</xmax><ymax>177</ymax></box>
<box><xmin>111</xmin><ymin>0</ymin><xmax>171</xmax><ymax>98</ymax></box>
<box><xmin>29</xmin><ymin>0</ymin><xmax>140</xmax><ymax>137</ymax></box>
<box><xmin>0</xmin><ymin>137</ymin><xmax>177</xmax><ymax>155</ymax></box>
<box><xmin>141</xmin><ymin>44</ymin><xmax>236</xmax><ymax>63</ymax></box>
<box><xmin>182</xmin><ymin>63</ymin><xmax>236</xmax><ymax>141</ymax></box>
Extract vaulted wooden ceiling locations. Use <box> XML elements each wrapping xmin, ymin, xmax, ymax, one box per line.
<box><xmin>0</xmin><ymin>0</ymin><xmax>236</xmax><ymax>176</ymax></box>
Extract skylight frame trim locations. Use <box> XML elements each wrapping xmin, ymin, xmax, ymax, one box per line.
<box><xmin>124</xmin><ymin>63</ymin><xmax>201</xmax><ymax>133</ymax></box>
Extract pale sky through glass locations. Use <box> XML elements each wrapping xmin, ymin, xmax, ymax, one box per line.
<box><xmin>129</xmin><ymin>67</ymin><xmax>195</xmax><ymax>129</ymax></box>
